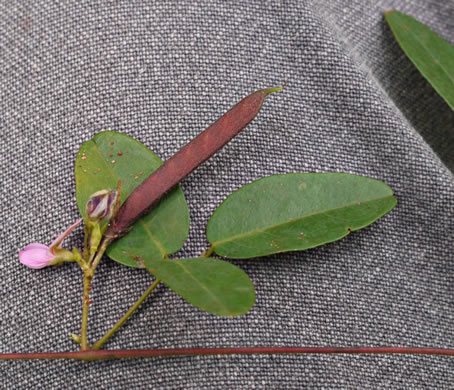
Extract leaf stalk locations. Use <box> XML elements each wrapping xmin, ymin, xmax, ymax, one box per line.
<box><xmin>92</xmin><ymin>279</ymin><xmax>161</xmax><ymax>350</ymax></box>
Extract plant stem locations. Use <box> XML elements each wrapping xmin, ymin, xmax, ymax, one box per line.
<box><xmin>0</xmin><ymin>346</ymin><xmax>453</xmax><ymax>361</ymax></box>
<box><xmin>92</xmin><ymin>279</ymin><xmax>161</xmax><ymax>350</ymax></box>
<box><xmin>90</xmin><ymin>237</ymin><xmax>111</xmax><ymax>269</ymax></box>
<box><xmin>79</xmin><ymin>236</ymin><xmax>112</xmax><ymax>350</ymax></box>
<box><xmin>80</xmin><ymin>270</ymin><xmax>92</xmax><ymax>351</ymax></box>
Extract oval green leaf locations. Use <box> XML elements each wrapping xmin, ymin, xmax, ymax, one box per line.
<box><xmin>385</xmin><ymin>10</ymin><xmax>454</xmax><ymax>111</ymax></box>
<box><xmin>75</xmin><ymin>131</ymin><xmax>190</xmax><ymax>268</ymax></box>
<box><xmin>145</xmin><ymin>257</ymin><xmax>255</xmax><ymax>316</ymax></box>
<box><xmin>206</xmin><ymin>173</ymin><xmax>397</xmax><ymax>258</ymax></box>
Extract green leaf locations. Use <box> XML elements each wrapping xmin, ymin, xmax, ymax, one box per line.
<box><xmin>206</xmin><ymin>173</ymin><xmax>396</xmax><ymax>258</ymax></box>
<box><xmin>385</xmin><ymin>10</ymin><xmax>454</xmax><ymax>111</ymax></box>
<box><xmin>75</xmin><ymin>131</ymin><xmax>190</xmax><ymax>268</ymax></box>
<box><xmin>145</xmin><ymin>257</ymin><xmax>255</xmax><ymax>316</ymax></box>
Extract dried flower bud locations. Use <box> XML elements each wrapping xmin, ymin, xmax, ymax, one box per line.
<box><xmin>86</xmin><ymin>189</ymin><xmax>117</xmax><ymax>223</ymax></box>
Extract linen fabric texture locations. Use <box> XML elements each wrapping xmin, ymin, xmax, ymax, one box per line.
<box><xmin>1</xmin><ymin>1</ymin><xmax>453</xmax><ymax>388</ymax></box>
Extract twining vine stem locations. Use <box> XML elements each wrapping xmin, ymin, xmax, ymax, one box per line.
<box><xmin>0</xmin><ymin>347</ymin><xmax>453</xmax><ymax>361</ymax></box>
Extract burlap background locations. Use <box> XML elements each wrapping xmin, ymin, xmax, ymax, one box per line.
<box><xmin>1</xmin><ymin>1</ymin><xmax>453</xmax><ymax>388</ymax></box>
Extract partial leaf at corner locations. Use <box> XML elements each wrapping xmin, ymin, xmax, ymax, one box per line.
<box><xmin>385</xmin><ymin>10</ymin><xmax>454</xmax><ymax>111</ymax></box>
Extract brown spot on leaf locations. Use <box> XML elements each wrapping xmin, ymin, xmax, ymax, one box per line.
<box><xmin>132</xmin><ymin>255</ymin><xmax>145</xmax><ymax>268</ymax></box>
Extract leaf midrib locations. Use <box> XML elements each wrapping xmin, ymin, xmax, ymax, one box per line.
<box><xmin>139</xmin><ymin>219</ymin><xmax>168</xmax><ymax>258</ymax></box>
<box><xmin>210</xmin><ymin>195</ymin><xmax>394</xmax><ymax>247</ymax></box>
<box><xmin>91</xmin><ymin>140</ymin><xmax>119</xmax><ymax>186</ymax></box>
<box><xmin>406</xmin><ymin>25</ymin><xmax>454</xmax><ymax>89</ymax></box>
<box><xmin>168</xmin><ymin>260</ymin><xmax>230</xmax><ymax>314</ymax></box>
<box><xmin>389</xmin><ymin>12</ymin><xmax>454</xmax><ymax>103</ymax></box>
<box><xmin>77</xmin><ymin>141</ymin><xmax>121</xmax><ymax>218</ymax></box>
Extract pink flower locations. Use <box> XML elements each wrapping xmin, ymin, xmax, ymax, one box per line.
<box><xmin>19</xmin><ymin>218</ymin><xmax>82</xmax><ymax>269</ymax></box>
<box><xmin>19</xmin><ymin>243</ymin><xmax>56</xmax><ymax>269</ymax></box>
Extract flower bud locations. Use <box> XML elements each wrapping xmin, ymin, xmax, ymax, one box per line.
<box><xmin>86</xmin><ymin>189</ymin><xmax>117</xmax><ymax>223</ymax></box>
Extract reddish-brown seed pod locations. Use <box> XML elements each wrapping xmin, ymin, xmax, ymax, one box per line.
<box><xmin>105</xmin><ymin>86</ymin><xmax>283</xmax><ymax>239</ymax></box>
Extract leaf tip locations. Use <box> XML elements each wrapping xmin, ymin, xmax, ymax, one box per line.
<box><xmin>263</xmin><ymin>77</ymin><xmax>288</xmax><ymax>96</ymax></box>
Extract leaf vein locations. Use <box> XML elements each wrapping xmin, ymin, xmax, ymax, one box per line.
<box><xmin>211</xmin><ymin>196</ymin><xmax>394</xmax><ymax>248</ymax></box>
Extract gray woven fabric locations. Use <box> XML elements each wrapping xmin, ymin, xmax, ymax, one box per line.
<box><xmin>1</xmin><ymin>0</ymin><xmax>453</xmax><ymax>388</ymax></box>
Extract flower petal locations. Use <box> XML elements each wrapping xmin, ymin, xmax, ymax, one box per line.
<box><xmin>21</xmin><ymin>243</ymin><xmax>49</xmax><ymax>251</ymax></box>
<box><xmin>19</xmin><ymin>244</ymin><xmax>55</xmax><ymax>269</ymax></box>
<box><xmin>50</xmin><ymin>218</ymin><xmax>83</xmax><ymax>249</ymax></box>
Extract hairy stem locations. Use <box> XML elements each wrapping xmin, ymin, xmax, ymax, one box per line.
<box><xmin>90</xmin><ymin>237</ymin><xmax>111</xmax><ymax>269</ymax></box>
<box><xmin>79</xmin><ymin>236</ymin><xmax>112</xmax><ymax>350</ymax></box>
<box><xmin>0</xmin><ymin>346</ymin><xmax>453</xmax><ymax>361</ymax></box>
<box><xmin>92</xmin><ymin>279</ymin><xmax>161</xmax><ymax>350</ymax></box>
<box><xmin>80</xmin><ymin>271</ymin><xmax>92</xmax><ymax>350</ymax></box>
